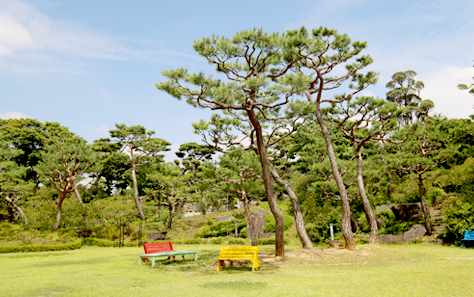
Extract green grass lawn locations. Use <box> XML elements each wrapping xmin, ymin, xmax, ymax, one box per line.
<box><xmin>1</xmin><ymin>243</ymin><xmax>474</xmax><ymax>297</ymax></box>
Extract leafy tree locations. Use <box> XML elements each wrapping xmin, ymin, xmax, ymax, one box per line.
<box><xmin>457</xmin><ymin>62</ymin><xmax>474</xmax><ymax>96</ymax></box>
<box><xmin>0</xmin><ymin>119</ymin><xmax>47</xmax><ymax>193</ymax></box>
<box><xmin>388</xmin><ymin>118</ymin><xmax>458</xmax><ymax>235</ymax></box>
<box><xmin>0</xmin><ymin>141</ymin><xmax>33</xmax><ymax>225</ymax></box>
<box><xmin>35</xmin><ymin>129</ymin><xmax>97</xmax><ymax>231</ymax></box>
<box><xmin>325</xmin><ymin>96</ymin><xmax>402</xmax><ymax>243</ymax></box>
<box><xmin>157</xmin><ymin>29</ymin><xmax>313</xmax><ymax>256</ymax></box>
<box><xmin>287</xmin><ymin>26</ymin><xmax>378</xmax><ymax>250</ymax></box>
<box><xmin>201</xmin><ymin>150</ymin><xmax>264</xmax><ymax>245</ymax></box>
<box><xmin>109</xmin><ymin>124</ymin><xmax>170</xmax><ymax>221</ymax></box>
<box><xmin>386</xmin><ymin>70</ymin><xmax>434</xmax><ymax>125</ymax></box>
<box><xmin>146</xmin><ymin>163</ymin><xmax>189</xmax><ymax>229</ymax></box>
<box><xmin>175</xmin><ymin>142</ymin><xmax>215</xmax><ymax>174</ymax></box>
<box><xmin>91</xmin><ymin>138</ymin><xmax>131</xmax><ymax>197</ymax></box>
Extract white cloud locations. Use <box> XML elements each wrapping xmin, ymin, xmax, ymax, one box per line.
<box><xmin>422</xmin><ymin>66</ymin><xmax>474</xmax><ymax>119</ymax></box>
<box><xmin>0</xmin><ymin>0</ymin><xmax>201</xmax><ymax>75</ymax></box>
<box><xmin>0</xmin><ymin>11</ymin><xmax>38</xmax><ymax>55</ymax></box>
<box><xmin>0</xmin><ymin>111</ymin><xmax>29</xmax><ymax>119</ymax></box>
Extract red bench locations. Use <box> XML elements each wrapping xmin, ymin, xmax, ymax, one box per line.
<box><xmin>142</xmin><ymin>242</ymin><xmax>174</xmax><ymax>262</ymax></box>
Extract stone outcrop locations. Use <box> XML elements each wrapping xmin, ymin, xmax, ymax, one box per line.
<box><xmin>147</xmin><ymin>232</ymin><xmax>167</xmax><ymax>241</ymax></box>
<box><xmin>379</xmin><ymin>224</ymin><xmax>427</xmax><ymax>244</ymax></box>
<box><xmin>375</xmin><ymin>203</ymin><xmax>428</xmax><ymax>222</ymax></box>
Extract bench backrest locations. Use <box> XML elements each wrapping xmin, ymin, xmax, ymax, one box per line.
<box><xmin>143</xmin><ymin>242</ymin><xmax>174</xmax><ymax>254</ymax></box>
<box><xmin>219</xmin><ymin>246</ymin><xmax>259</xmax><ymax>260</ymax></box>
<box><xmin>464</xmin><ymin>231</ymin><xmax>474</xmax><ymax>240</ymax></box>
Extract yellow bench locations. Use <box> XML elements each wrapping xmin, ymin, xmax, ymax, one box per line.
<box><xmin>217</xmin><ymin>246</ymin><xmax>261</xmax><ymax>271</ymax></box>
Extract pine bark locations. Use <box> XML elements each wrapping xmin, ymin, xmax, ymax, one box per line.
<box><xmin>271</xmin><ymin>169</ymin><xmax>313</xmax><ymax>249</ymax></box>
<box><xmin>4</xmin><ymin>196</ymin><xmax>29</xmax><ymax>226</ymax></box>
<box><xmin>314</xmin><ymin>102</ymin><xmax>356</xmax><ymax>251</ymax></box>
<box><xmin>130</xmin><ymin>158</ymin><xmax>146</xmax><ymax>221</ymax></box>
<box><xmin>354</xmin><ymin>147</ymin><xmax>378</xmax><ymax>244</ymax></box>
<box><xmin>248</xmin><ymin>108</ymin><xmax>285</xmax><ymax>257</ymax></box>
<box><xmin>53</xmin><ymin>192</ymin><xmax>67</xmax><ymax>232</ymax></box>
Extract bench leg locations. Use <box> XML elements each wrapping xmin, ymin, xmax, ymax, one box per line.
<box><xmin>139</xmin><ymin>257</ymin><xmax>143</xmax><ymax>266</ymax></box>
<box><xmin>194</xmin><ymin>253</ymin><xmax>198</xmax><ymax>261</ymax></box>
<box><xmin>151</xmin><ymin>257</ymin><xmax>155</xmax><ymax>267</ymax></box>
<box><xmin>182</xmin><ymin>255</ymin><xmax>185</xmax><ymax>261</ymax></box>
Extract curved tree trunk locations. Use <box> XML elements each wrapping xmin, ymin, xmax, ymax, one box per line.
<box><xmin>418</xmin><ymin>171</ymin><xmax>432</xmax><ymax>235</ymax></box>
<box><xmin>354</xmin><ymin>147</ymin><xmax>378</xmax><ymax>244</ymax></box>
<box><xmin>271</xmin><ymin>169</ymin><xmax>313</xmax><ymax>249</ymax></box>
<box><xmin>73</xmin><ymin>181</ymin><xmax>89</xmax><ymax>230</ymax></box>
<box><xmin>4</xmin><ymin>196</ymin><xmax>29</xmax><ymax>226</ymax></box>
<box><xmin>53</xmin><ymin>192</ymin><xmax>67</xmax><ymax>232</ymax></box>
<box><xmin>313</xmin><ymin>102</ymin><xmax>356</xmax><ymax>251</ymax></box>
<box><xmin>248</xmin><ymin>108</ymin><xmax>285</xmax><ymax>257</ymax></box>
<box><xmin>130</xmin><ymin>161</ymin><xmax>146</xmax><ymax>221</ymax></box>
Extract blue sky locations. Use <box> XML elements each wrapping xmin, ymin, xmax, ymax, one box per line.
<box><xmin>1</xmin><ymin>0</ymin><xmax>473</xmax><ymax>160</ymax></box>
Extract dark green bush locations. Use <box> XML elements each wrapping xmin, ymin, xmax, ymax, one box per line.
<box><xmin>442</xmin><ymin>199</ymin><xmax>474</xmax><ymax>245</ymax></box>
<box><xmin>0</xmin><ymin>239</ymin><xmax>83</xmax><ymax>253</ymax></box>
<box><xmin>376</xmin><ymin>210</ymin><xmax>396</xmax><ymax>227</ymax></box>
<box><xmin>379</xmin><ymin>221</ymin><xmax>424</xmax><ymax>235</ymax></box>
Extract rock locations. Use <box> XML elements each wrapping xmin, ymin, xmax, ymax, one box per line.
<box><xmin>147</xmin><ymin>232</ymin><xmax>167</xmax><ymax>241</ymax></box>
<box><xmin>375</xmin><ymin>216</ymin><xmax>386</xmax><ymax>228</ymax></box>
<box><xmin>76</xmin><ymin>229</ymin><xmax>92</xmax><ymax>238</ymax></box>
<box><xmin>379</xmin><ymin>224</ymin><xmax>427</xmax><ymax>244</ymax></box>
<box><xmin>401</xmin><ymin>224</ymin><xmax>427</xmax><ymax>242</ymax></box>
<box><xmin>375</xmin><ymin>203</ymin><xmax>428</xmax><ymax>222</ymax></box>
<box><xmin>328</xmin><ymin>240</ymin><xmax>340</xmax><ymax>249</ymax></box>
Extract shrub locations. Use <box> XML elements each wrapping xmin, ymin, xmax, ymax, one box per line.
<box><xmin>209</xmin><ymin>237</ymin><xmax>225</xmax><ymax>244</ymax></box>
<box><xmin>376</xmin><ymin>210</ymin><xmax>396</xmax><ymax>227</ymax></box>
<box><xmin>264</xmin><ymin>215</ymin><xmax>294</xmax><ymax>233</ymax></box>
<box><xmin>442</xmin><ymin>199</ymin><xmax>474</xmax><ymax>245</ymax></box>
<box><xmin>227</xmin><ymin>238</ymin><xmax>248</xmax><ymax>245</ymax></box>
<box><xmin>379</xmin><ymin>221</ymin><xmax>423</xmax><ymax>235</ymax></box>
<box><xmin>0</xmin><ymin>239</ymin><xmax>83</xmax><ymax>253</ymax></box>
<box><xmin>257</xmin><ymin>237</ymin><xmax>290</xmax><ymax>245</ymax></box>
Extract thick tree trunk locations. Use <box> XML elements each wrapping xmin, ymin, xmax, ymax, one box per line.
<box><xmin>131</xmin><ymin>162</ymin><xmax>146</xmax><ymax>221</ymax></box>
<box><xmin>4</xmin><ymin>196</ymin><xmax>29</xmax><ymax>226</ymax></box>
<box><xmin>313</xmin><ymin>102</ymin><xmax>356</xmax><ymax>251</ymax></box>
<box><xmin>53</xmin><ymin>192</ymin><xmax>67</xmax><ymax>232</ymax></box>
<box><xmin>354</xmin><ymin>147</ymin><xmax>378</xmax><ymax>244</ymax></box>
<box><xmin>248</xmin><ymin>108</ymin><xmax>285</xmax><ymax>257</ymax></box>
<box><xmin>167</xmin><ymin>205</ymin><xmax>173</xmax><ymax>230</ymax></box>
<box><xmin>418</xmin><ymin>172</ymin><xmax>432</xmax><ymax>235</ymax></box>
<box><xmin>73</xmin><ymin>181</ymin><xmax>89</xmax><ymax>230</ymax></box>
<box><xmin>271</xmin><ymin>169</ymin><xmax>313</xmax><ymax>249</ymax></box>
<box><xmin>386</xmin><ymin>168</ymin><xmax>393</xmax><ymax>201</ymax></box>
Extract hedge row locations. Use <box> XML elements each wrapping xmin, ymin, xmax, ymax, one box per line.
<box><xmin>0</xmin><ymin>239</ymin><xmax>83</xmax><ymax>253</ymax></box>
<box><xmin>0</xmin><ymin>236</ymin><xmax>289</xmax><ymax>253</ymax></box>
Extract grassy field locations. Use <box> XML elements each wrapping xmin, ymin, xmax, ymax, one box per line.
<box><xmin>1</xmin><ymin>243</ymin><xmax>474</xmax><ymax>297</ymax></box>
